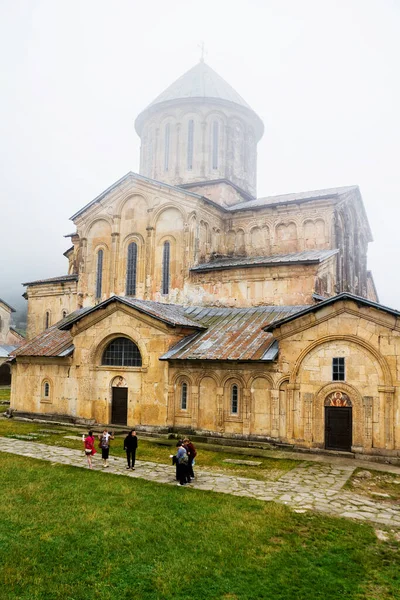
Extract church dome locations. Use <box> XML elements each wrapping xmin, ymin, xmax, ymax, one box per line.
<box><xmin>135</xmin><ymin>61</ymin><xmax>263</xmax><ymax>139</ymax></box>
<box><xmin>134</xmin><ymin>61</ymin><xmax>264</xmax><ymax>198</ymax></box>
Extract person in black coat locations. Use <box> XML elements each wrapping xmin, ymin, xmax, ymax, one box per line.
<box><xmin>124</xmin><ymin>430</ymin><xmax>138</xmax><ymax>470</ymax></box>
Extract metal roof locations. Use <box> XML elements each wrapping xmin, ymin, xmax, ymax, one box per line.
<box><xmin>191</xmin><ymin>249</ymin><xmax>338</xmax><ymax>273</ymax></box>
<box><xmin>22</xmin><ymin>274</ymin><xmax>78</xmax><ymax>287</ymax></box>
<box><xmin>145</xmin><ymin>61</ymin><xmax>252</xmax><ymax>111</ymax></box>
<box><xmin>229</xmin><ymin>185</ymin><xmax>357</xmax><ymax>211</ymax></box>
<box><xmin>12</xmin><ymin>326</ymin><xmax>73</xmax><ymax>358</ymax></box>
<box><xmin>161</xmin><ymin>305</ymin><xmax>308</xmax><ymax>361</ymax></box>
<box><xmin>59</xmin><ymin>297</ymin><xmax>206</xmax><ymax>331</ymax></box>
<box><xmin>0</xmin><ymin>345</ymin><xmax>18</xmax><ymax>358</ymax></box>
<box><xmin>264</xmin><ymin>292</ymin><xmax>400</xmax><ymax>332</ymax></box>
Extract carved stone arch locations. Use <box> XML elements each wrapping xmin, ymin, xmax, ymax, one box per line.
<box><xmin>195</xmin><ymin>371</ymin><xmax>220</xmax><ymax>387</ymax></box>
<box><xmin>248</xmin><ymin>373</ymin><xmax>274</xmax><ymax>390</ymax></box>
<box><xmin>116</xmin><ymin>192</ymin><xmax>149</xmax><ymax>217</ymax></box>
<box><xmin>290</xmin><ymin>334</ymin><xmax>392</xmax><ymax>387</ymax></box>
<box><xmin>275</xmin><ymin>375</ymin><xmax>290</xmax><ymax>391</ymax></box>
<box><xmin>220</xmin><ymin>373</ymin><xmax>247</xmax><ymax>389</ymax></box>
<box><xmin>204</xmin><ymin>108</ymin><xmax>228</xmax><ymax>121</ymax></box>
<box><xmin>41</xmin><ymin>376</ymin><xmax>54</xmax><ymax>401</ymax></box>
<box><xmin>314</xmin><ymin>381</ymin><xmax>363</xmax><ymax>447</ymax></box>
<box><xmin>82</xmin><ymin>216</ymin><xmax>113</xmax><ymax>241</ymax></box>
<box><xmin>151</xmin><ymin>203</ymin><xmax>187</xmax><ymax>231</ymax></box>
<box><xmin>172</xmin><ymin>371</ymin><xmax>195</xmax><ymax>386</ymax></box>
<box><xmin>91</xmin><ymin>331</ymin><xmax>148</xmax><ymax>369</ymax></box>
<box><xmin>121</xmin><ymin>232</ymin><xmax>145</xmax><ymax>248</ymax></box>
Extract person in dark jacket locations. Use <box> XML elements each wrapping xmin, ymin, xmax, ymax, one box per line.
<box><xmin>183</xmin><ymin>437</ymin><xmax>197</xmax><ymax>480</ymax></box>
<box><xmin>124</xmin><ymin>430</ymin><xmax>138</xmax><ymax>470</ymax></box>
<box><xmin>175</xmin><ymin>441</ymin><xmax>189</xmax><ymax>486</ymax></box>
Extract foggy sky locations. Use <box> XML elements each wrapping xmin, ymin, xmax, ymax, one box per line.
<box><xmin>1</xmin><ymin>0</ymin><xmax>399</xmax><ymax>321</ymax></box>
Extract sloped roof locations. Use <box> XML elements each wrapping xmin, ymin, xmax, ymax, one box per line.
<box><xmin>59</xmin><ymin>297</ymin><xmax>206</xmax><ymax>331</ymax></box>
<box><xmin>22</xmin><ymin>274</ymin><xmax>78</xmax><ymax>287</ymax></box>
<box><xmin>264</xmin><ymin>292</ymin><xmax>400</xmax><ymax>332</ymax></box>
<box><xmin>0</xmin><ymin>298</ymin><xmax>16</xmax><ymax>312</ymax></box>
<box><xmin>191</xmin><ymin>249</ymin><xmax>338</xmax><ymax>273</ymax></box>
<box><xmin>161</xmin><ymin>305</ymin><xmax>308</xmax><ymax>361</ymax></box>
<box><xmin>146</xmin><ymin>61</ymin><xmax>252</xmax><ymax>111</ymax></box>
<box><xmin>229</xmin><ymin>185</ymin><xmax>357</xmax><ymax>211</ymax></box>
<box><xmin>12</xmin><ymin>326</ymin><xmax>73</xmax><ymax>358</ymax></box>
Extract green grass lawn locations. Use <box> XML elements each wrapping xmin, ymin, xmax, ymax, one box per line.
<box><xmin>0</xmin><ymin>418</ymin><xmax>298</xmax><ymax>480</ymax></box>
<box><xmin>0</xmin><ymin>454</ymin><xmax>399</xmax><ymax>600</ymax></box>
<box><xmin>0</xmin><ymin>387</ymin><xmax>10</xmax><ymax>401</ymax></box>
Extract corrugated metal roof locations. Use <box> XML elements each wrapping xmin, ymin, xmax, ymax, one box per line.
<box><xmin>191</xmin><ymin>249</ymin><xmax>338</xmax><ymax>273</ymax></box>
<box><xmin>12</xmin><ymin>326</ymin><xmax>73</xmax><ymax>357</ymax></box>
<box><xmin>0</xmin><ymin>345</ymin><xmax>17</xmax><ymax>358</ymax></box>
<box><xmin>161</xmin><ymin>305</ymin><xmax>308</xmax><ymax>361</ymax></box>
<box><xmin>22</xmin><ymin>274</ymin><xmax>78</xmax><ymax>287</ymax></box>
<box><xmin>264</xmin><ymin>292</ymin><xmax>400</xmax><ymax>332</ymax></box>
<box><xmin>60</xmin><ymin>297</ymin><xmax>206</xmax><ymax>331</ymax></box>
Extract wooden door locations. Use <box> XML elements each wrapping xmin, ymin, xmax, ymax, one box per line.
<box><xmin>111</xmin><ymin>387</ymin><xmax>128</xmax><ymax>425</ymax></box>
<box><xmin>325</xmin><ymin>407</ymin><xmax>352</xmax><ymax>451</ymax></box>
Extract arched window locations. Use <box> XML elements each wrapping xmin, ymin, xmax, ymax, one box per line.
<box><xmin>187</xmin><ymin>119</ymin><xmax>194</xmax><ymax>170</ymax></box>
<box><xmin>164</xmin><ymin>123</ymin><xmax>170</xmax><ymax>171</ymax></box>
<box><xmin>181</xmin><ymin>382</ymin><xmax>188</xmax><ymax>410</ymax></box>
<box><xmin>101</xmin><ymin>337</ymin><xmax>142</xmax><ymax>367</ymax></box>
<box><xmin>62</xmin><ymin>310</ymin><xmax>68</xmax><ymax>319</ymax></box>
<box><xmin>212</xmin><ymin>121</ymin><xmax>219</xmax><ymax>169</ymax></box>
<box><xmin>162</xmin><ymin>241</ymin><xmax>170</xmax><ymax>295</ymax></box>
<box><xmin>231</xmin><ymin>384</ymin><xmax>238</xmax><ymax>414</ymax></box>
<box><xmin>45</xmin><ymin>311</ymin><xmax>50</xmax><ymax>329</ymax></box>
<box><xmin>96</xmin><ymin>249</ymin><xmax>104</xmax><ymax>299</ymax></box>
<box><xmin>42</xmin><ymin>380</ymin><xmax>51</xmax><ymax>402</ymax></box>
<box><xmin>126</xmin><ymin>242</ymin><xmax>138</xmax><ymax>296</ymax></box>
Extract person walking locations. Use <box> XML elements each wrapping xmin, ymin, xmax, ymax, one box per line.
<box><xmin>183</xmin><ymin>437</ymin><xmax>197</xmax><ymax>480</ymax></box>
<box><xmin>124</xmin><ymin>430</ymin><xmax>138</xmax><ymax>470</ymax></box>
<box><xmin>175</xmin><ymin>440</ymin><xmax>189</xmax><ymax>486</ymax></box>
<box><xmin>98</xmin><ymin>429</ymin><xmax>114</xmax><ymax>468</ymax></box>
<box><xmin>83</xmin><ymin>430</ymin><xmax>96</xmax><ymax>469</ymax></box>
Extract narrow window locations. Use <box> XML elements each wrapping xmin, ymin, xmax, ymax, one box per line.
<box><xmin>332</xmin><ymin>357</ymin><xmax>345</xmax><ymax>381</ymax></box>
<box><xmin>164</xmin><ymin>123</ymin><xmax>170</xmax><ymax>171</ymax></box>
<box><xmin>231</xmin><ymin>385</ymin><xmax>238</xmax><ymax>414</ymax></box>
<box><xmin>44</xmin><ymin>382</ymin><xmax>50</xmax><ymax>398</ymax></box>
<box><xmin>126</xmin><ymin>242</ymin><xmax>138</xmax><ymax>296</ymax></box>
<box><xmin>162</xmin><ymin>241</ymin><xmax>170</xmax><ymax>295</ymax></box>
<box><xmin>187</xmin><ymin>119</ymin><xmax>194</xmax><ymax>170</ymax></box>
<box><xmin>96</xmin><ymin>249</ymin><xmax>103</xmax><ymax>299</ymax></box>
<box><xmin>45</xmin><ymin>311</ymin><xmax>50</xmax><ymax>329</ymax></box>
<box><xmin>181</xmin><ymin>382</ymin><xmax>187</xmax><ymax>410</ymax></box>
<box><xmin>212</xmin><ymin>121</ymin><xmax>219</xmax><ymax>169</ymax></box>
<box><xmin>62</xmin><ymin>310</ymin><xmax>68</xmax><ymax>319</ymax></box>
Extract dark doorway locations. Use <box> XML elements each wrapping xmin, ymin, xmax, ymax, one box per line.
<box><xmin>0</xmin><ymin>364</ymin><xmax>11</xmax><ymax>386</ymax></box>
<box><xmin>325</xmin><ymin>406</ymin><xmax>352</xmax><ymax>451</ymax></box>
<box><xmin>111</xmin><ymin>387</ymin><xmax>128</xmax><ymax>425</ymax></box>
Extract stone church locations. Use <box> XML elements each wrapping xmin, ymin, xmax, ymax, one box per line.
<box><xmin>11</xmin><ymin>60</ymin><xmax>400</xmax><ymax>458</ymax></box>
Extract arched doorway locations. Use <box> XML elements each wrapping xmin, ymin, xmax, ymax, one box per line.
<box><xmin>325</xmin><ymin>391</ymin><xmax>352</xmax><ymax>451</ymax></box>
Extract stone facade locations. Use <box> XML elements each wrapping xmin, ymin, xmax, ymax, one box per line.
<box><xmin>12</xmin><ymin>60</ymin><xmax>396</xmax><ymax>458</ymax></box>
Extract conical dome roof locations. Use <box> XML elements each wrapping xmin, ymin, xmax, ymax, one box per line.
<box><xmin>147</xmin><ymin>60</ymin><xmax>252</xmax><ymax>110</ymax></box>
<box><xmin>135</xmin><ymin>61</ymin><xmax>263</xmax><ymax>139</ymax></box>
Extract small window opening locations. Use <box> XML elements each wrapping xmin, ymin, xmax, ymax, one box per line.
<box><xmin>231</xmin><ymin>384</ymin><xmax>238</xmax><ymax>414</ymax></box>
<box><xmin>181</xmin><ymin>382</ymin><xmax>187</xmax><ymax>410</ymax></box>
<box><xmin>332</xmin><ymin>357</ymin><xmax>345</xmax><ymax>381</ymax></box>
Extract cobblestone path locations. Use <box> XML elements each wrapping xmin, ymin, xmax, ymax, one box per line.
<box><xmin>2</xmin><ymin>437</ymin><xmax>400</xmax><ymax>528</ymax></box>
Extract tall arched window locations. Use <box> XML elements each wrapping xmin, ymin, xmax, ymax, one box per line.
<box><xmin>42</xmin><ymin>379</ymin><xmax>51</xmax><ymax>402</ymax></box>
<box><xmin>231</xmin><ymin>384</ymin><xmax>238</xmax><ymax>414</ymax></box>
<box><xmin>102</xmin><ymin>337</ymin><xmax>142</xmax><ymax>367</ymax></box>
<box><xmin>181</xmin><ymin>382</ymin><xmax>188</xmax><ymax>410</ymax></box>
<box><xmin>96</xmin><ymin>249</ymin><xmax>104</xmax><ymax>299</ymax></box>
<box><xmin>45</xmin><ymin>311</ymin><xmax>50</xmax><ymax>329</ymax></box>
<box><xmin>162</xmin><ymin>241</ymin><xmax>170</xmax><ymax>295</ymax></box>
<box><xmin>126</xmin><ymin>242</ymin><xmax>138</xmax><ymax>296</ymax></box>
<box><xmin>212</xmin><ymin>121</ymin><xmax>219</xmax><ymax>169</ymax></box>
<box><xmin>164</xmin><ymin>123</ymin><xmax>170</xmax><ymax>171</ymax></box>
<box><xmin>187</xmin><ymin>120</ymin><xmax>194</xmax><ymax>170</ymax></box>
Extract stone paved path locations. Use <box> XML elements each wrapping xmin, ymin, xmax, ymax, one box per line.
<box><xmin>2</xmin><ymin>436</ymin><xmax>400</xmax><ymax>529</ymax></box>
